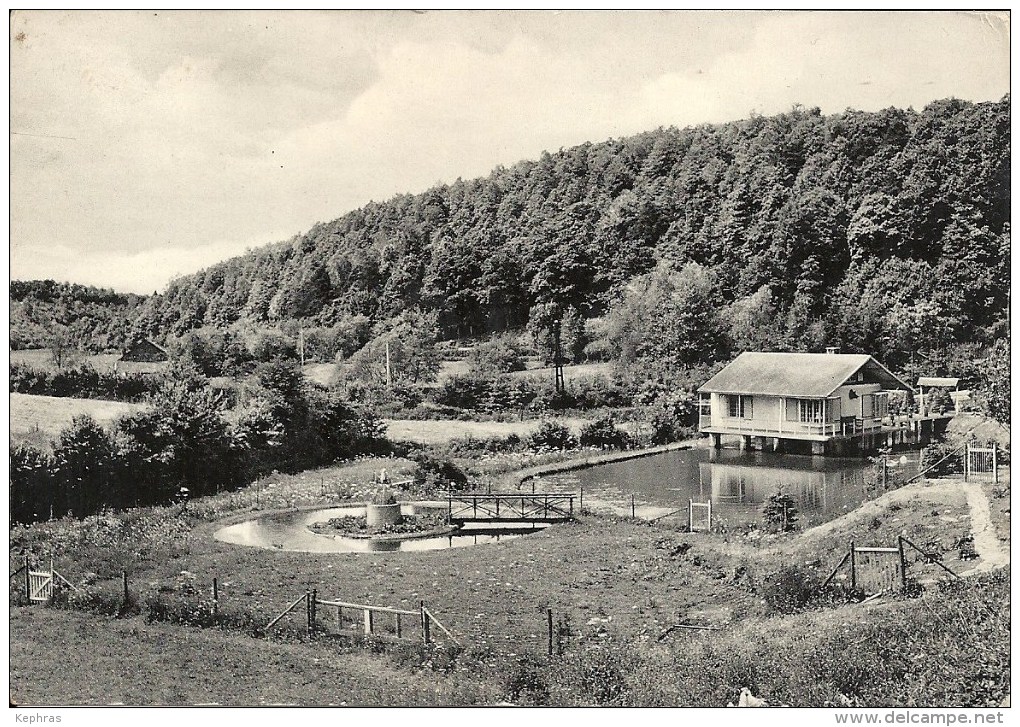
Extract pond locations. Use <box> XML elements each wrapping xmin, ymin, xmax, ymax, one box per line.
<box><xmin>214</xmin><ymin>505</ymin><xmax>548</xmax><ymax>553</ymax></box>
<box><xmin>536</xmin><ymin>445</ymin><xmax>921</xmax><ymax>528</ymax></box>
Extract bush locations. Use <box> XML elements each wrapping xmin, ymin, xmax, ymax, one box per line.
<box><xmin>411</xmin><ymin>453</ymin><xmax>469</xmax><ymax>491</ymax></box>
<box><xmin>466</xmin><ymin>337</ymin><xmax>526</xmax><ymax>375</ymax></box>
<box><xmin>530</xmin><ymin>386</ymin><xmax>577</xmax><ymax>412</ymax></box>
<box><xmin>505</xmin><ymin>656</ymin><xmax>552</xmax><ymax>705</ymax></box>
<box><xmin>530</xmin><ymin>420</ymin><xmax>576</xmax><ymax>450</ymax></box>
<box><xmin>757</xmin><ymin>565</ymin><xmax>824</xmax><ymax>614</ymax></box>
<box><xmin>568</xmin><ymin>375</ymin><xmax>631</xmax><ymax>409</ymax></box>
<box><xmin>579</xmin><ymin>415</ymin><xmax>632</xmax><ymax>450</ymax></box>
<box><xmin>761</xmin><ymin>493</ymin><xmax>799</xmax><ymax>532</ymax></box>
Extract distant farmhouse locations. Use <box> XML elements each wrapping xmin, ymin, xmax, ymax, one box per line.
<box><xmin>698</xmin><ymin>350</ymin><xmax>951</xmax><ymax>456</ymax></box>
<box><xmin>116</xmin><ymin>338</ymin><xmax>169</xmax><ymax>375</ymax></box>
<box><xmin>120</xmin><ymin>338</ymin><xmax>168</xmax><ymax>363</ymax></box>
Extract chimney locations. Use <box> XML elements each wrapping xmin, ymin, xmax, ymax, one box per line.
<box><xmin>825</xmin><ymin>346</ymin><xmax>840</xmax><ymax>355</ymax></box>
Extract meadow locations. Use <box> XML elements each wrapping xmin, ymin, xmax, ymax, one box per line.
<box><xmin>10</xmin><ymin>392</ymin><xmax>145</xmax><ymax>449</ymax></box>
<box><xmin>8</xmin><ymin>443</ymin><xmax>1010</xmax><ymax>706</ymax></box>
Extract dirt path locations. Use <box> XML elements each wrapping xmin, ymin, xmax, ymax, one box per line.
<box><xmin>959</xmin><ymin>480</ymin><xmax>1010</xmax><ymax>572</ymax></box>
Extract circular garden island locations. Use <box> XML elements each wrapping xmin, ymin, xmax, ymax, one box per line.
<box><xmin>307</xmin><ymin>489</ymin><xmax>456</xmax><ymax>542</ymax></box>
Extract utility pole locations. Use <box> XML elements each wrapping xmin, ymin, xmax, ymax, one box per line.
<box><xmin>553</xmin><ymin>322</ymin><xmax>565</xmax><ymax>392</ymax></box>
<box><xmin>298</xmin><ymin>328</ymin><xmax>305</xmax><ymax>367</ymax></box>
<box><xmin>385</xmin><ymin>340</ymin><xmax>392</xmax><ymax>388</ymax></box>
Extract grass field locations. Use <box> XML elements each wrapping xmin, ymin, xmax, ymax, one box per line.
<box><xmin>10</xmin><ymin>393</ymin><xmax>144</xmax><ymax>447</ymax></box>
<box><xmin>8</xmin><ymin>441</ymin><xmax>1010</xmax><ymax>706</ymax></box>
<box><xmin>10</xmin><ymin>608</ymin><xmax>497</xmax><ymax>706</ymax></box>
<box><xmin>10</xmin><ymin>348</ymin><xmax>165</xmax><ymax>375</ymax></box>
<box><xmin>384</xmin><ymin>416</ymin><xmax>592</xmax><ymax>444</ymax></box>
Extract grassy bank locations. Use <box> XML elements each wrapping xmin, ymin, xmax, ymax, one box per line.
<box><xmin>10</xmin><ymin>607</ymin><xmax>498</xmax><ymax>706</ymax></box>
<box><xmin>9</xmin><ymin>453</ymin><xmax>1009</xmax><ymax>706</ymax></box>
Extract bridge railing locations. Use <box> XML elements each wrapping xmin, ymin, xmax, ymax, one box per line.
<box><xmin>444</xmin><ymin>492</ymin><xmax>576</xmax><ymax>521</ymax></box>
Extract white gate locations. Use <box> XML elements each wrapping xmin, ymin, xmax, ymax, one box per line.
<box><xmin>689</xmin><ymin>499</ymin><xmax>712</xmax><ymax>532</ymax></box>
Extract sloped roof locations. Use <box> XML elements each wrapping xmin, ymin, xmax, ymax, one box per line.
<box><xmin>698</xmin><ymin>352</ymin><xmax>910</xmax><ymax>398</ymax></box>
<box><xmin>917</xmin><ymin>376</ymin><xmax>960</xmax><ymax>388</ymax></box>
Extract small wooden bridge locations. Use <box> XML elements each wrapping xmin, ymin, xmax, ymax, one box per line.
<box><xmin>445</xmin><ymin>492</ymin><xmax>576</xmax><ymax>524</ymax></box>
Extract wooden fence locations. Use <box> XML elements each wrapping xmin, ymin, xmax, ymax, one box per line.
<box><xmin>965</xmin><ymin>444</ymin><xmax>999</xmax><ymax>484</ymax></box>
<box><xmin>11</xmin><ymin>556</ymin><xmax>77</xmax><ymax>602</ymax></box>
<box><xmin>823</xmin><ymin>536</ymin><xmax>959</xmax><ymax>595</ymax></box>
<box><xmin>265</xmin><ymin>591</ymin><xmax>456</xmax><ymax>645</ymax></box>
<box><xmin>689</xmin><ymin>500</ymin><xmax>712</xmax><ymax>532</ymax></box>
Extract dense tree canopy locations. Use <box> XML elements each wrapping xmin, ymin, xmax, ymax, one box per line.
<box><xmin>11</xmin><ymin>98</ymin><xmax>1010</xmax><ymax>386</ymax></box>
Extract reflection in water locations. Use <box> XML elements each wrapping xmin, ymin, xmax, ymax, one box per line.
<box><xmin>540</xmin><ymin>445</ymin><xmax>920</xmax><ymax>527</ymax></box>
<box><xmin>214</xmin><ymin>505</ymin><xmax>548</xmax><ymax>553</ymax></box>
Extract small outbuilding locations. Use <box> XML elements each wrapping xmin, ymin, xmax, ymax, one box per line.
<box><xmin>120</xmin><ymin>338</ymin><xmax>168</xmax><ymax>363</ymax></box>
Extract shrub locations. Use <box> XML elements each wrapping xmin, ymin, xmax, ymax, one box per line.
<box><xmin>466</xmin><ymin>337</ymin><xmax>526</xmax><ymax>375</ymax></box>
<box><xmin>579</xmin><ymin>415</ymin><xmax>632</xmax><ymax>450</ymax></box>
<box><xmin>757</xmin><ymin>565</ymin><xmax>823</xmax><ymax>614</ymax></box>
<box><xmin>529</xmin><ymin>420</ymin><xmax>576</xmax><ymax>450</ymax></box>
<box><xmin>505</xmin><ymin>656</ymin><xmax>552</xmax><ymax>705</ymax></box>
<box><xmin>761</xmin><ymin>493</ymin><xmax>799</xmax><ymax>532</ymax></box>
<box><xmin>411</xmin><ymin>453</ymin><xmax>469</xmax><ymax>491</ymax></box>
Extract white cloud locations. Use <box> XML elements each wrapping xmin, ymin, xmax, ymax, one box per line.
<box><xmin>9</xmin><ymin>10</ymin><xmax>1010</xmax><ymax>294</ymax></box>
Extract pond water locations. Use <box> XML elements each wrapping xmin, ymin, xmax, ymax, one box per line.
<box><xmin>537</xmin><ymin>445</ymin><xmax>921</xmax><ymax>527</ymax></box>
<box><xmin>214</xmin><ymin>505</ymin><xmax>547</xmax><ymax>553</ymax></box>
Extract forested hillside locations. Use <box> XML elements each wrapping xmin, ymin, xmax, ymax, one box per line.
<box><xmin>14</xmin><ymin>97</ymin><xmax>1010</xmax><ymax>379</ymax></box>
<box><xmin>10</xmin><ymin>280</ymin><xmax>148</xmax><ymax>353</ymax></box>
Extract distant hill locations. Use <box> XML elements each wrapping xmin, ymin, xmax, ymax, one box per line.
<box><xmin>10</xmin><ymin>280</ymin><xmax>148</xmax><ymax>353</ymax></box>
<box><xmin>13</xmin><ymin>97</ymin><xmax>1010</xmax><ymax>370</ymax></box>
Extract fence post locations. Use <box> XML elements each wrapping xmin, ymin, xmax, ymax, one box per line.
<box><xmin>421</xmin><ymin>601</ymin><xmax>431</xmax><ymax>645</ymax></box>
<box><xmin>579</xmin><ymin>487</ymin><xmax>583</xmax><ymax>513</ymax></box>
<box><xmin>363</xmin><ymin>608</ymin><xmax>373</xmax><ymax>636</ymax></box>
<box><xmin>24</xmin><ymin>555</ymin><xmax>30</xmax><ymax>601</ymax></box>
<box><xmin>212</xmin><ymin>578</ymin><xmax>219</xmax><ymax>619</ymax></box>
<box><xmin>964</xmin><ymin>444</ymin><xmax>969</xmax><ymax>482</ymax></box>
<box><xmin>631</xmin><ymin>495</ymin><xmax>636</xmax><ymax>519</ymax></box>
<box><xmin>547</xmin><ymin>608</ymin><xmax>554</xmax><ymax>657</ymax></box>
<box><xmin>396</xmin><ymin>612</ymin><xmax>402</xmax><ymax>638</ymax></box>
<box><xmin>992</xmin><ymin>444</ymin><xmax>998</xmax><ymax>485</ymax></box>
<box><xmin>337</xmin><ymin>605</ymin><xmax>342</xmax><ymax>633</ymax></box>
<box><xmin>122</xmin><ymin>570</ymin><xmax>129</xmax><ymax>605</ymax></box>
<box><xmin>849</xmin><ymin>542</ymin><xmax>857</xmax><ymax>592</ymax></box>
<box><xmin>897</xmin><ymin>536</ymin><xmax>908</xmax><ymax>592</ymax></box>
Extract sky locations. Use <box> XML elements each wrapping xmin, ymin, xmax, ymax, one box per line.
<box><xmin>8</xmin><ymin>10</ymin><xmax>1011</xmax><ymax>294</ymax></box>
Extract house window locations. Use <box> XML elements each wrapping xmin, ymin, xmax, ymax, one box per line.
<box><xmin>727</xmin><ymin>395</ymin><xmax>753</xmax><ymax>419</ymax></box>
<box><xmin>799</xmin><ymin>400</ymin><xmax>825</xmax><ymax>424</ymax></box>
